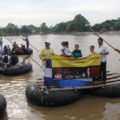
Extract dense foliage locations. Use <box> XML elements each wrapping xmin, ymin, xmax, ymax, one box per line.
<box><xmin>92</xmin><ymin>18</ymin><xmax>120</xmax><ymax>31</ymax></box>
<box><xmin>0</xmin><ymin>14</ymin><xmax>120</xmax><ymax>36</ymax></box>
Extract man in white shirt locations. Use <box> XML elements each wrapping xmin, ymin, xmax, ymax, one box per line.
<box><xmin>97</xmin><ymin>38</ymin><xmax>109</xmax><ymax>82</ymax></box>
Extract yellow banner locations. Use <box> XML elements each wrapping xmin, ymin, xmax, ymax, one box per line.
<box><xmin>52</xmin><ymin>53</ymin><xmax>101</xmax><ymax>68</ymax></box>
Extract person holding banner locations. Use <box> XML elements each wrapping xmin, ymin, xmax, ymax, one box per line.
<box><xmin>72</xmin><ymin>44</ymin><xmax>82</xmax><ymax>58</ymax></box>
<box><xmin>97</xmin><ymin>37</ymin><xmax>109</xmax><ymax>83</ymax></box>
<box><xmin>89</xmin><ymin>45</ymin><xmax>96</xmax><ymax>56</ymax></box>
<box><xmin>63</xmin><ymin>41</ymin><xmax>73</xmax><ymax>57</ymax></box>
<box><xmin>39</xmin><ymin>41</ymin><xmax>54</xmax><ymax>68</ymax></box>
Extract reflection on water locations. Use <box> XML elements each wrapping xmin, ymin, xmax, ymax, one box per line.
<box><xmin>1</xmin><ymin>32</ymin><xmax>120</xmax><ymax>120</ymax></box>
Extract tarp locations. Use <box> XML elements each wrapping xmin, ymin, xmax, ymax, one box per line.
<box><xmin>44</xmin><ymin>53</ymin><xmax>101</xmax><ymax>87</ymax></box>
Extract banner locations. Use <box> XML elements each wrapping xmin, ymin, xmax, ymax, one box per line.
<box><xmin>44</xmin><ymin>54</ymin><xmax>101</xmax><ymax>87</ymax></box>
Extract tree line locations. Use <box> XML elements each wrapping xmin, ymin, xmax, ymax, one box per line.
<box><xmin>0</xmin><ymin>14</ymin><xmax>120</xmax><ymax>36</ymax></box>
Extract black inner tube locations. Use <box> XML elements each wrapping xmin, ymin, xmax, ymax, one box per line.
<box><xmin>26</xmin><ymin>82</ymin><xmax>81</xmax><ymax>107</ymax></box>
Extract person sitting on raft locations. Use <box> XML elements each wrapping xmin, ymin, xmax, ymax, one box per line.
<box><xmin>89</xmin><ymin>45</ymin><xmax>96</xmax><ymax>55</ymax></box>
<box><xmin>10</xmin><ymin>52</ymin><xmax>19</xmax><ymax>66</ymax></box>
<box><xmin>72</xmin><ymin>44</ymin><xmax>82</xmax><ymax>58</ymax></box>
<box><xmin>62</xmin><ymin>41</ymin><xmax>73</xmax><ymax>57</ymax></box>
<box><xmin>12</xmin><ymin>42</ymin><xmax>18</xmax><ymax>51</ymax></box>
<box><xmin>21</xmin><ymin>44</ymin><xmax>28</xmax><ymax>54</ymax></box>
<box><xmin>39</xmin><ymin>41</ymin><xmax>54</xmax><ymax>69</ymax></box>
<box><xmin>2</xmin><ymin>52</ymin><xmax>11</xmax><ymax>67</ymax></box>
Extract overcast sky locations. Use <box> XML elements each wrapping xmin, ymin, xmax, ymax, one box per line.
<box><xmin>0</xmin><ymin>0</ymin><xmax>120</xmax><ymax>27</ymax></box>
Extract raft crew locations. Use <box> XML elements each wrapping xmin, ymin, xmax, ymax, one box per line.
<box><xmin>39</xmin><ymin>41</ymin><xmax>54</xmax><ymax>69</ymax></box>
<box><xmin>97</xmin><ymin>37</ymin><xmax>109</xmax><ymax>82</ymax></box>
<box><xmin>22</xmin><ymin>36</ymin><xmax>29</xmax><ymax>49</ymax></box>
<box><xmin>72</xmin><ymin>44</ymin><xmax>82</xmax><ymax>58</ymax></box>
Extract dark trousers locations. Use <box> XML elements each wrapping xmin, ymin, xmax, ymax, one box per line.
<box><xmin>100</xmin><ymin>62</ymin><xmax>106</xmax><ymax>81</ymax></box>
<box><xmin>26</xmin><ymin>43</ymin><xmax>29</xmax><ymax>49</ymax></box>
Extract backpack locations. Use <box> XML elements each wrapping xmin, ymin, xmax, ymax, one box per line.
<box><xmin>3</xmin><ymin>55</ymin><xmax>8</xmax><ymax>63</ymax></box>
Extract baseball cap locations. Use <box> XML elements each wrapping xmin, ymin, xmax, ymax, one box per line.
<box><xmin>45</xmin><ymin>41</ymin><xmax>50</xmax><ymax>44</ymax></box>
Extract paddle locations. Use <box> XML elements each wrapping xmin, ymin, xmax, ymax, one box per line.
<box><xmin>89</xmin><ymin>26</ymin><xmax>120</xmax><ymax>54</ymax></box>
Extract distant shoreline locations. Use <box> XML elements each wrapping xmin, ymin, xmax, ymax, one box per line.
<box><xmin>3</xmin><ymin>30</ymin><xmax>120</xmax><ymax>37</ymax></box>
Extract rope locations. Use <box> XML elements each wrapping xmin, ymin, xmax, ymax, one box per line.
<box><xmin>30</xmin><ymin>56</ymin><xmax>43</xmax><ymax>69</ymax></box>
<box><xmin>29</xmin><ymin>43</ymin><xmax>39</xmax><ymax>52</ymax></box>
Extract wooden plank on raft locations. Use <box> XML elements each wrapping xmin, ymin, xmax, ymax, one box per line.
<box><xmin>37</xmin><ymin>72</ymin><xmax>120</xmax><ymax>91</ymax></box>
<box><xmin>49</xmin><ymin>75</ymin><xmax>120</xmax><ymax>91</ymax></box>
<box><xmin>51</xmin><ymin>80</ymin><xmax>120</xmax><ymax>91</ymax></box>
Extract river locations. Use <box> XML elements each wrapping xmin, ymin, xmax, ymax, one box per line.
<box><xmin>1</xmin><ymin>31</ymin><xmax>120</xmax><ymax>120</ymax></box>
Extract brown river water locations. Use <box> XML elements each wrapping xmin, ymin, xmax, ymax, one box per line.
<box><xmin>1</xmin><ymin>32</ymin><xmax>120</xmax><ymax>120</ymax></box>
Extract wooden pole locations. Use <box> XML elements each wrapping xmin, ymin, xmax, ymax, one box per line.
<box><xmin>94</xmin><ymin>33</ymin><xmax>116</xmax><ymax>50</ymax></box>
<box><xmin>20</xmin><ymin>36</ymin><xmax>40</xmax><ymax>52</ymax></box>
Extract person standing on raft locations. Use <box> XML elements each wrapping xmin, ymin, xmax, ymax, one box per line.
<box><xmin>39</xmin><ymin>41</ymin><xmax>54</xmax><ymax>69</ymax></box>
<box><xmin>22</xmin><ymin>36</ymin><xmax>29</xmax><ymax>49</ymax></box>
<box><xmin>97</xmin><ymin>38</ymin><xmax>109</xmax><ymax>83</ymax></box>
<box><xmin>89</xmin><ymin>45</ymin><xmax>96</xmax><ymax>56</ymax></box>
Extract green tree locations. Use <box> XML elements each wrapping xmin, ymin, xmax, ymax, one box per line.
<box><xmin>40</xmin><ymin>22</ymin><xmax>49</xmax><ymax>33</ymax></box>
<box><xmin>67</xmin><ymin>14</ymin><xmax>90</xmax><ymax>32</ymax></box>
<box><xmin>21</xmin><ymin>25</ymin><xmax>32</xmax><ymax>35</ymax></box>
<box><xmin>4</xmin><ymin>23</ymin><xmax>20</xmax><ymax>35</ymax></box>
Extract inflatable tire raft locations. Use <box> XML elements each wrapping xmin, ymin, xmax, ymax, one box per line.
<box><xmin>2</xmin><ymin>62</ymin><xmax>32</xmax><ymax>76</ymax></box>
<box><xmin>14</xmin><ymin>48</ymin><xmax>33</xmax><ymax>55</ymax></box>
<box><xmin>87</xmin><ymin>82</ymin><xmax>120</xmax><ymax>97</ymax></box>
<box><xmin>26</xmin><ymin>82</ymin><xmax>81</xmax><ymax>107</ymax></box>
<box><xmin>0</xmin><ymin>94</ymin><xmax>7</xmax><ymax>116</ymax></box>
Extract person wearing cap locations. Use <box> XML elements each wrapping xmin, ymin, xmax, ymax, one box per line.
<box><xmin>39</xmin><ymin>41</ymin><xmax>54</xmax><ymax>67</ymax></box>
<box><xmin>97</xmin><ymin>37</ymin><xmax>109</xmax><ymax>83</ymax></box>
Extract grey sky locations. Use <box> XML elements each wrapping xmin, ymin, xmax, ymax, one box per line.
<box><xmin>0</xmin><ymin>0</ymin><xmax>120</xmax><ymax>27</ymax></box>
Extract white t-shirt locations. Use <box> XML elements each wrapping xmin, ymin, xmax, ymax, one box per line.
<box><xmin>2</xmin><ymin>55</ymin><xmax>11</xmax><ymax>65</ymax></box>
<box><xmin>60</xmin><ymin>46</ymin><xmax>65</xmax><ymax>55</ymax></box>
<box><xmin>97</xmin><ymin>45</ymin><xmax>109</xmax><ymax>62</ymax></box>
<box><xmin>64</xmin><ymin>47</ymin><xmax>72</xmax><ymax>56</ymax></box>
